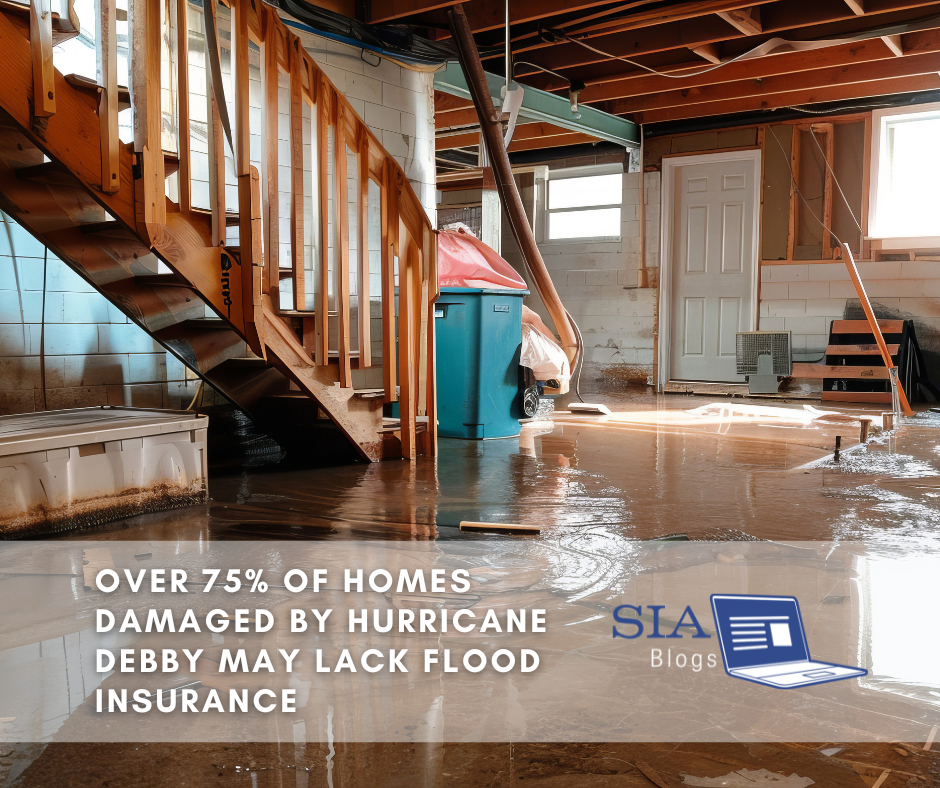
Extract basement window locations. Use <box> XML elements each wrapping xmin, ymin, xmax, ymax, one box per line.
<box><xmin>869</xmin><ymin>103</ymin><xmax>940</xmax><ymax>245</ymax></box>
<box><xmin>547</xmin><ymin>166</ymin><xmax>623</xmax><ymax>241</ymax></box>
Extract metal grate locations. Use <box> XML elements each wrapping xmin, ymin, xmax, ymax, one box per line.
<box><xmin>437</xmin><ymin>206</ymin><xmax>483</xmax><ymax>239</ymax></box>
<box><xmin>736</xmin><ymin>331</ymin><xmax>792</xmax><ymax>375</ymax></box>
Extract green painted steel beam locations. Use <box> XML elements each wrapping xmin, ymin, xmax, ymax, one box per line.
<box><xmin>434</xmin><ymin>61</ymin><xmax>640</xmax><ymax>149</ymax></box>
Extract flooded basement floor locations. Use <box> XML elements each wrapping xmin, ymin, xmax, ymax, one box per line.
<box><xmin>52</xmin><ymin>393</ymin><xmax>940</xmax><ymax>548</ymax></box>
<box><xmin>5</xmin><ymin>393</ymin><xmax>940</xmax><ymax>787</ymax></box>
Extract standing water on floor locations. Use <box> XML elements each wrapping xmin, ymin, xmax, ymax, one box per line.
<box><xmin>47</xmin><ymin>397</ymin><xmax>940</xmax><ymax>550</ymax></box>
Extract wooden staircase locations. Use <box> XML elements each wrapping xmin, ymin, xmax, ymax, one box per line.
<box><xmin>0</xmin><ymin>0</ymin><xmax>437</xmax><ymax>461</ymax></box>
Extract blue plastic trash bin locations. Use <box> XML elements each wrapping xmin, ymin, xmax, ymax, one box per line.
<box><xmin>434</xmin><ymin>287</ymin><xmax>528</xmax><ymax>439</ymax></box>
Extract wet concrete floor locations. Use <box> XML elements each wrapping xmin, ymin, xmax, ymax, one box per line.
<box><xmin>6</xmin><ymin>393</ymin><xmax>940</xmax><ymax>786</ymax></box>
<box><xmin>52</xmin><ymin>393</ymin><xmax>940</xmax><ymax>548</ymax></box>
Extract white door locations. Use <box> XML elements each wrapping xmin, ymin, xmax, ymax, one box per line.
<box><xmin>670</xmin><ymin>156</ymin><xmax>757</xmax><ymax>382</ymax></box>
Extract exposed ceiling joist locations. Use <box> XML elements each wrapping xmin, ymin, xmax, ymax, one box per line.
<box><xmin>435</xmin><ymin>92</ymin><xmax>472</xmax><ymax>113</ymax></box>
<box><xmin>436</xmin><ymin>121</ymin><xmax>583</xmax><ymax>151</ymax></box>
<box><xmin>436</xmin><ymin>107</ymin><xmax>486</xmax><ymax>128</ymax></box>
<box><xmin>508</xmin><ymin>132</ymin><xmax>599</xmax><ymax>152</ymax></box>
<box><xmin>717</xmin><ymin>6</ymin><xmax>763</xmax><ymax>35</ymax></box>
<box><xmin>431</xmin><ymin>0</ymin><xmax>656</xmax><ymax>36</ymax></box>
<box><xmin>634</xmin><ymin>72</ymin><xmax>940</xmax><ymax>124</ymax></box>
<box><xmin>691</xmin><ymin>43</ymin><xmax>723</xmax><ymax>64</ymax></box>
<box><xmin>564</xmin><ymin>27</ymin><xmax>940</xmax><ymax>105</ymax></box>
<box><xmin>509</xmin><ymin>1</ymin><xmax>940</xmax><ymax>83</ymax></box>
<box><xmin>882</xmin><ymin>33</ymin><xmax>906</xmax><ymax>54</ymax></box>
<box><xmin>537</xmin><ymin>0</ymin><xmax>777</xmax><ymax>38</ymax></box>
<box><xmin>367</xmin><ymin>0</ymin><xmax>460</xmax><ymax>24</ymax></box>
<box><xmin>605</xmin><ymin>49</ymin><xmax>940</xmax><ymax>116</ymax></box>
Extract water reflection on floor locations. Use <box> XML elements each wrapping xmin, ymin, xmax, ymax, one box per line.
<box><xmin>16</xmin><ymin>395</ymin><xmax>940</xmax><ymax>787</ymax></box>
<box><xmin>57</xmin><ymin>394</ymin><xmax>940</xmax><ymax>549</ymax></box>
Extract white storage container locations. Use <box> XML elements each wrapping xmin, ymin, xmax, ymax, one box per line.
<box><xmin>0</xmin><ymin>407</ymin><xmax>208</xmax><ymax>537</ymax></box>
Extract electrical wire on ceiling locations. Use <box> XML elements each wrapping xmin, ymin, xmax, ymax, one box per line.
<box><xmin>784</xmin><ymin>102</ymin><xmax>896</xmax><ymax>115</ymax></box>
<box><xmin>512</xmin><ymin>60</ymin><xmax>569</xmax><ymax>82</ymax></box>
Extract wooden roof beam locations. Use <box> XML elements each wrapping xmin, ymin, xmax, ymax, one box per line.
<box><xmin>691</xmin><ymin>43</ymin><xmax>722</xmax><ymax>64</ymax></box>
<box><xmin>509</xmin><ymin>0</ymin><xmax>940</xmax><ymax>78</ymax></box>
<box><xmin>436</xmin><ymin>106</ymin><xmax>484</xmax><ymax>128</ymax></box>
<box><xmin>717</xmin><ymin>6</ymin><xmax>762</xmax><ymax>36</ymax></box>
<box><xmin>508</xmin><ymin>132</ymin><xmax>599</xmax><ymax>152</ymax></box>
<box><xmin>576</xmin><ymin>28</ymin><xmax>940</xmax><ymax>104</ymax></box>
<box><xmin>634</xmin><ymin>72</ymin><xmax>940</xmax><ymax>124</ymax></box>
<box><xmin>436</xmin><ymin>121</ymin><xmax>586</xmax><ymax>151</ymax></box>
<box><xmin>435</xmin><ymin>92</ymin><xmax>472</xmax><ymax>113</ymax></box>
<box><xmin>368</xmin><ymin>0</ymin><xmax>460</xmax><ymax>24</ymax></box>
<box><xmin>442</xmin><ymin>0</ymin><xmax>665</xmax><ymax>36</ymax></box>
<box><xmin>882</xmin><ymin>34</ymin><xmax>905</xmax><ymax>55</ymax></box>
<box><xmin>605</xmin><ymin>49</ymin><xmax>940</xmax><ymax>115</ymax></box>
<box><xmin>844</xmin><ymin>0</ymin><xmax>865</xmax><ymax>14</ymax></box>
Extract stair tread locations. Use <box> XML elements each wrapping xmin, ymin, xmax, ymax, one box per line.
<box><xmin>16</xmin><ymin>162</ymin><xmax>80</xmax><ymax>187</ymax></box>
<box><xmin>63</xmin><ymin>74</ymin><xmax>131</xmax><ymax>110</ymax></box>
<box><xmin>134</xmin><ymin>273</ymin><xmax>193</xmax><ymax>288</ymax></box>
<box><xmin>174</xmin><ymin>317</ymin><xmax>232</xmax><ymax>330</ymax></box>
<box><xmin>80</xmin><ymin>221</ymin><xmax>136</xmax><ymax>237</ymax></box>
<box><xmin>1</xmin><ymin>0</ymin><xmax>80</xmax><ymax>44</ymax></box>
<box><xmin>831</xmin><ymin>319</ymin><xmax>905</xmax><ymax>334</ymax></box>
<box><xmin>821</xmin><ymin>391</ymin><xmax>893</xmax><ymax>403</ymax></box>
<box><xmin>826</xmin><ymin>344</ymin><xmax>900</xmax><ymax>356</ymax></box>
<box><xmin>218</xmin><ymin>356</ymin><xmax>268</xmax><ymax>367</ymax></box>
<box><xmin>791</xmin><ymin>362</ymin><xmax>890</xmax><ymax>380</ymax></box>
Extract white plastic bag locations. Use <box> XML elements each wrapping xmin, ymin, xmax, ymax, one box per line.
<box><xmin>521</xmin><ymin>323</ymin><xmax>570</xmax><ymax>394</ymax></box>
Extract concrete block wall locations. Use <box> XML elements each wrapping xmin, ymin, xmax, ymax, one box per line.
<box><xmin>0</xmin><ymin>216</ymin><xmax>198</xmax><ymax>415</ymax></box>
<box><xmin>297</xmin><ymin>32</ymin><xmax>437</xmax><ymax>223</ymax></box>
<box><xmin>759</xmin><ymin>261</ymin><xmax>940</xmax><ymax>366</ymax></box>
<box><xmin>495</xmin><ymin>162</ymin><xmax>662</xmax><ymax>392</ymax></box>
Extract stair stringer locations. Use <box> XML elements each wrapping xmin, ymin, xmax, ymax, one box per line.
<box><xmin>257</xmin><ymin>300</ymin><xmax>387</xmax><ymax>462</ymax></box>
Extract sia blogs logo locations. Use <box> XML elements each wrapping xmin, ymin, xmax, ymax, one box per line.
<box><xmin>613</xmin><ymin>594</ymin><xmax>867</xmax><ymax>689</ymax></box>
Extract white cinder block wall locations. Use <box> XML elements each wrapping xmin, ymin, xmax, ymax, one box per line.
<box><xmin>497</xmin><ymin>165</ymin><xmax>662</xmax><ymax>391</ymax></box>
<box><xmin>298</xmin><ymin>32</ymin><xmax>437</xmax><ymax>221</ymax></box>
<box><xmin>0</xmin><ymin>35</ymin><xmax>436</xmax><ymax>416</ymax></box>
<box><xmin>759</xmin><ymin>261</ymin><xmax>940</xmax><ymax>358</ymax></box>
<box><xmin>0</xmin><ymin>217</ymin><xmax>196</xmax><ymax>415</ymax></box>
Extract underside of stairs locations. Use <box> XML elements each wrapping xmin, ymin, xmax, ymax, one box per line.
<box><xmin>0</xmin><ymin>0</ymin><xmax>438</xmax><ymax>462</ymax></box>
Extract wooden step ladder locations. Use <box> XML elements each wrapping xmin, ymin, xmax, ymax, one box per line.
<box><xmin>791</xmin><ymin>319</ymin><xmax>906</xmax><ymax>404</ymax></box>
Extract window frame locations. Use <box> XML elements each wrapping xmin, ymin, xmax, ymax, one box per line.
<box><xmin>868</xmin><ymin>101</ymin><xmax>940</xmax><ymax>248</ymax></box>
<box><xmin>541</xmin><ymin>163</ymin><xmax>624</xmax><ymax>244</ymax></box>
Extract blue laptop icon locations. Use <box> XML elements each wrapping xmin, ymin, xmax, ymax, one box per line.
<box><xmin>711</xmin><ymin>594</ymin><xmax>867</xmax><ymax>688</ymax></box>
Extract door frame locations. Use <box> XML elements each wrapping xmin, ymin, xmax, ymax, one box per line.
<box><xmin>657</xmin><ymin>148</ymin><xmax>762</xmax><ymax>390</ymax></box>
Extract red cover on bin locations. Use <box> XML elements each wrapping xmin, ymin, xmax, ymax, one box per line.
<box><xmin>437</xmin><ymin>229</ymin><xmax>527</xmax><ymax>290</ymax></box>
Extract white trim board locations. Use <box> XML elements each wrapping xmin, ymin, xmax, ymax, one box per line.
<box><xmin>657</xmin><ymin>149</ymin><xmax>762</xmax><ymax>391</ymax></box>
